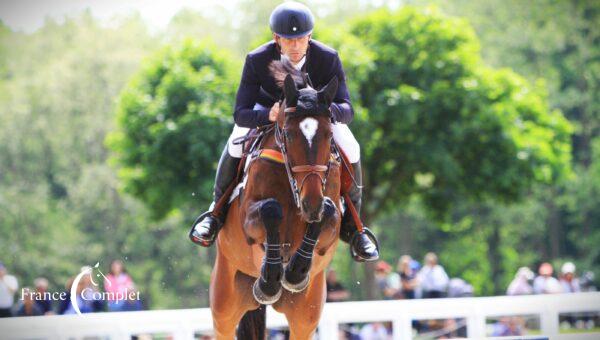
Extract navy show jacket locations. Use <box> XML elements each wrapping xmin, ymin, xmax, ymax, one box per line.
<box><xmin>233</xmin><ymin>39</ymin><xmax>354</xmax><ymax>128</ymax></box>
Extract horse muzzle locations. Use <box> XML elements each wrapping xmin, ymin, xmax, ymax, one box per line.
<box><xmin>301</xmin><ymin>197</ymin><xmax>324</xmax><ymax>223</ymax></box>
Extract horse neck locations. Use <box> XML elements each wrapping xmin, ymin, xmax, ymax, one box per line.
<box><xmin>261</xmin><ymin>127</ymin><xmax>280</xmax><ymax>151</ymax></box>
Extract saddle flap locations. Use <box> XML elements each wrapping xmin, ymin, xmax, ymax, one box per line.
<box><xmin>338</xmin><ymin>147</ymin><xmax>354</xmax><ymax>196</ymax></box>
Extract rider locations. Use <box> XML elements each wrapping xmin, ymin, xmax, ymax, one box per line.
<box><xmin>190</xmin><ymin>1</ymin><xmax>379</xmax><ymax>262</ymax></box>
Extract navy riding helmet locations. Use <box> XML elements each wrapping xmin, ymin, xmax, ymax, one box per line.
<box><xmin>269</xmin><ymin>1</ymin><xmax>315</xmax><ymax>39</ymax></box>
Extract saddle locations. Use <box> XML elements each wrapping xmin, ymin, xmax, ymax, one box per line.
<box><xmin>212</xmin><ymin>125</ymin><xmax>363</xmax><ymax>231</ymax></box>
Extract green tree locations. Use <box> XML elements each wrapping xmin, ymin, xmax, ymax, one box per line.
<box><xmin>564</xmin><ymin>137</ymin><xmax>600</xmax><ymax>276</ymax></box>
<box><xmin>108</xmin><ymin>39</ymin><xmax>239</xmax><ymax>220</ymax></box>
<box><xmin>319</xmin><ymin>6</ymin><xmax>572</xmax><ymax>297</ymax></box>
<box><xmin>410</xmin><ymin>0</ymin><xmax>599</xmax><ymax>288</ymax></box>
<box><xmin>423</xmin><ymin>0</ymin><xmax>599</xmax><ymax>165</ymax></box>
<box><xmin>345</xmin><ymin>7</ymin><xmax>572</xmax><ymax>220</ymax></box>
<box><xmin>0</xmin><ymin>12</ymin><xmax>162</xmax><ymax>299</ymax></box>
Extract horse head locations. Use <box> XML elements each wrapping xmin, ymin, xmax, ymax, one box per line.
<box><xmin>275</xmin><ymin>69</ymin><xmax>338</xmax><ymax>223</ymax></box>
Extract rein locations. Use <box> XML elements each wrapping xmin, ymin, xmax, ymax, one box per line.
<box><xmin>274</xmin><ymin>102</ymin><xmax>333</xmax><ymax>209</ymax></box>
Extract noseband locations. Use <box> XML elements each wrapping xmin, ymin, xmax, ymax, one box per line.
<box><xmin>274</xmin><ymin>103</ymin><xmax>333</xmax><ymax>209</ymax></box>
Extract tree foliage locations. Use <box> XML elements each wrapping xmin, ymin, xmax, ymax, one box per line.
<box><xmin>108</xmin><ymin>39</ymin><xmax>239</xmax><ymax>219</ymax></box>
<box><xmin>423</xmin><ymin>0</ymin><xmax>599</xmax><ymax>164</ymax></box>
<box><xmin>326</xmin><ymin>7</ymin><xmax>572</xmax><ymax>219</ymax></box>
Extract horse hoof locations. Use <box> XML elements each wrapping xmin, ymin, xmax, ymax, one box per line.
<box><xmin>281</xmin><ymin>273</ymin><xmax>310</xmax><ymax>293</ymax></box>
<box><xmin>252</xmin><ymin>280</ymin><xmax>282</xmax><ymax>305</ymax></box>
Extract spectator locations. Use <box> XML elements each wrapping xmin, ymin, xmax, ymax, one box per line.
<box><xmin>326</xmin><ymin>269</ymin><xmax>350</xmax><ymax>302</ymax></box>
<box><xmin>397</xmin><ymin>255</ymin><xmax>418</xmax><ymax>299</ymax></box>
<box><xmin>533</xmin><ymin>262</ymin><xmax>563</xmax><ymax>294</ymax></box>
<box><xmin>33</xmin><ymin>277</ymin><xmax>54</xmax><ymax>315</ymax></box>
<box><xmin>580</xmin><ymin>271</ymin><xmax>597</xmax><ymax>292</ymax></box>
<box><xmin>359</xmin><ymin>322</ymin><xmax>390</xmax><ymax>340</ymax></box>
<box><xmin>0</xmin><ymin>261</ymin><xmax>19</xmax><ymax>318</ymax></box>
<box><xmin>491</xmin><ymin>317</ymin><xmax>523</xmax><ymax>336</ymax></box>
<box><xmin>507</xmin><ymin>267</ymin><xmax>534</xmax><ymax>296</ymax></box>
<box><xmin>447</xmin><ymin>278</ymin><xmax>474</xmax><ymax>298</ymax></box>
<box><xmin>559</xmin><ymin>262</ymin><xmax>581</xmax><ymax>293</ymax></box>
<box><xmin>56</xmin><ymin>278</ymin><xmax>73</xmax><ymax>315</ymax></box>
<box><xmin>14</xmin><ymin>287</ymin><xmax>43</xmax><ymax>317</ymax></box>
<box><xmin>417</xmin><ymin>252</ymin><xmax>449</xmax><ymax>298</ymax></box>
<box><xmin>578</xmin><ymin>271</ymin><xmax>597</xmax><ymax>329</ymax></box>
<box><xmin>374</xmin><ymin>261</ymin><xmax>401</xmax><ymax>300</ymax></box>
<box><xmin>105</xmin><ymin>260</ymin><xmax>141</xmax><ymax>311</ymax></box>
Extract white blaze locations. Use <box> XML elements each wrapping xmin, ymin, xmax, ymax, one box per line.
<box><xmin>299</xmin><ymin>117</ymin><xmax>319</xmax><ymax>148</ymax></box>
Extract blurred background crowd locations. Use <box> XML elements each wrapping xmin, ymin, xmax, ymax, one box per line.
<box><xmin>322</xmin><ymin>253</ymin><xmax>597</xmax><ymax>339</ymax></box>
<box><xmin>2</xmin><ymin>252</ymin><xmax>595</xmax><ymax>322</ymax></box>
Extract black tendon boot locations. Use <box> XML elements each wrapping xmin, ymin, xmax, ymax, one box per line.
<box><xmin>189</xmin><ymin>145</ymin><xmax>240</xmax><ymax>247</ymax></box>
<box><xmin>339</xmin><ymin>160</ymin><xmax>380</xmax><ymax>262</ymax></box>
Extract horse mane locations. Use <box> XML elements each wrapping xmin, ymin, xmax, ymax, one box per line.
<box><xmin>269</xmin><ymin>59</ymin><xmax>307</xmax><ymax>89</ymax></box>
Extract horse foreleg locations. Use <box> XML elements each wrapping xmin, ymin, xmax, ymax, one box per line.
<box><xmin>211</xmin><ymin>250</ymin><xmax>259</xmax><ymax>339</ymax></box>
<box><xmin>282</xmin><ymin>197</ymin><xmax>336</xmax><ymax>292</ymax></box>
<box><xmin>248</xmin><ymin>198</ymin><xmax>284</xmax><ymax>305</ymax></box>
<box><xmin>283</xmin><ymin>270</ymin><xmax>327</xmax><ymax>340</ymax></box>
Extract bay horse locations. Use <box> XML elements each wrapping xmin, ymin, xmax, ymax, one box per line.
<box><xmin>209</xmin><ymin>61</ymin><xmax>343</xmax><ymax>339</ymax></box>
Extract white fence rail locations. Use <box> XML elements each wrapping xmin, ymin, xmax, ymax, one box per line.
<box><xmin>1</xmin><ymin>292</ymin><xmax>599</xmax><ymax>339</ymax></box>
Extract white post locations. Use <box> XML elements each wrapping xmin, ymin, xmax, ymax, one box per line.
<box><xmin>318</xmin><ymin>316</ymin><xmax>339</xmax><ymax>340</ymax></box>
<box><xmin>392</xmin><ymin>315</ymin><xmax>413</xmax><ymax>340</ymax></box>
<box><xmin>172</xmin><ymin>327</ymin><xmax>196</xmax><ymax>340</ymax></box>
<box><xmin>466</xmin><ymin>314</ymin><xmax>486</xmax><ymax>338</ymax></box>
<box><xmin>540</xmin><ymin>310</ymin><xmax>559</xmax><ymax>336</ymax></box>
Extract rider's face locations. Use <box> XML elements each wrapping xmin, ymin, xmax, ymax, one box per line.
<box><xmin>274</xmin><ymin>34</ymin><xmax>311</xmax><ymax>63</ymax></box>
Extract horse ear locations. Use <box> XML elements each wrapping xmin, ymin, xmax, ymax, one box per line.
<box><xmin>318</xmin><ymin>76</ymin><xmax>339</xmax><ymax>105</ymax></box>
<box><xmin>283</xmin><ymin>74</ymin><xmax>298</xmax><ymax>106</ymax></box>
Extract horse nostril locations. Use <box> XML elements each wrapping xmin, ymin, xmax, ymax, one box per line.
<box><xmin>301</xmin><ymin>199</ymin><xmax>325</xmax><ymax>222</ymax></box>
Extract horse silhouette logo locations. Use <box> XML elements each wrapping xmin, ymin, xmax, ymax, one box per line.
<box><xmin>70</xmin><ymin>262</ymin><xmax>110</xmax><ymax>315</ymax></box>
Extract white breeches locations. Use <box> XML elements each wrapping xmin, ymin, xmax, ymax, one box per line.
<box><xmin>227</xmin><ymin>104</ymin><xmax>361</xmax><ymax>163</ymax></box>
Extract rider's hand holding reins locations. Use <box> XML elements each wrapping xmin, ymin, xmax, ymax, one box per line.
<box><xmin>269</xmin><ymin>102</ymin><xmax>280</xmax><ymax>122</ymax></box>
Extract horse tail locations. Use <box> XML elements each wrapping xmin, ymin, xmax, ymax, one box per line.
<box><xmin>236</xmin><ymin>304</ymin><xmax>266</xmax><ymax>340</ymax></box>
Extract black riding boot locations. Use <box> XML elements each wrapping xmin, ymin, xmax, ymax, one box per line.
<box><xmin>339</xmin><ymin>160</ymin><xmax>380</xmax><ymax>262</ymax></box>
<box><xmin>189</xmin><ymin>144</ymin><xmax>240</xmax><ymax>247</ymax></box>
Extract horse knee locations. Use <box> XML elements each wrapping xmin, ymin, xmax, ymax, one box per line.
<box><xmin>322</xmin><ymin>197</ymin><xmax>336</xmax><ymax>221</ymax></box>
<box><xmin>259</xmin><ymin>198</ymin><xmax>283</xmax><ymax>231</ymax></box>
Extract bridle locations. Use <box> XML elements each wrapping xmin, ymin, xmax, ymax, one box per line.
<box><xmin>274</xmin><ymin>101</ymin><xmax>333</xmax><ymax>209</ymax></box>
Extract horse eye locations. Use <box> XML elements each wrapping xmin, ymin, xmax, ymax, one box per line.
<box><xmin>285</xmin><ymin>130</ymin><xmax>294</xmax><ymax>141</ymax></box>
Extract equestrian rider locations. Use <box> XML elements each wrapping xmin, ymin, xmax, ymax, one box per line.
<box><xmin>190</xmin><ymin>1</ymin><xmax>379</xmax><ymax>262</ymax></box>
